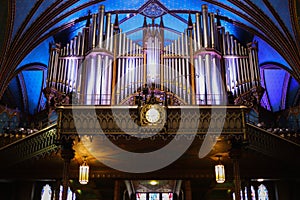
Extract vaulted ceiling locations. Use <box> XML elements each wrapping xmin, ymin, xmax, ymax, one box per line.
<box><xmin>0</xmin><ymin>0</ymin><xmax>299</xmax><ymax>115</ymax></box>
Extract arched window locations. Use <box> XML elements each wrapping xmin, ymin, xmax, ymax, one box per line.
<box><xmin>258</xmin><ymin>184</ymin><xmax>269</xmax><ymax>200</ymax></box>
<box><xmin>251</xmin><ymin>186</ymin><xmax>256</xmax><ymax>200</ymax></box>
<box><xmin>232</xmin><ymin>185</ymin><xmax>267</xmax><ymax>200</ymax></box>
<box><xmin>136</xmin><ymin>193</ymin><xmax>173</xmax><ymax>200</ymax></box>
<box><xmin>136</xmin><ymin>193</ymin><xmax>147</xmax><ymax>200</ymax></box>
<box><xmin>149</xmin><ymin>193</ymin><xmax>159</xmax><ymax>200</ymax></box>
<box><xmin>162</xmin><ymin>193</ymin><xmax>173</xmax><ymax>200</ymax></box>
<box><xmin>41</xmin><ymin>184</ymin><xmax>52</xmax><ymax>200</ymax></box>
<box><xmin>59</xmin><ymin>185</ymin><xmax>76</xmax><ymax>200</ymax></box>
<box><xmin>232</xmin><ymin>190</ymin><xmax>244</xmax><ymax>200</ymax></box>
<box><xmin>244</xmin><ymin>187</ymin><xmax>248</xmax><ymax>200</ymax></box>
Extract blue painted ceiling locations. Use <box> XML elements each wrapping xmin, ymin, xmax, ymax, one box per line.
<box><xmin>0</xmin><ymin>0</ymin><xmax>299</xmax><ymax>115</ymax></box>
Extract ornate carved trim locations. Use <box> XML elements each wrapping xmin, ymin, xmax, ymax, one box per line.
<box><xmin>56</xmin><ymin>106</ymin><xmax>247</xmax><ymax>139</ymax></box>
<box><xmin>0</xmin><ymin>124</ymin><xmax>59</xmax><ymax>168</ymax></box>
<box><xmin>246</xmin><ymin>123</ymin><xmax>300</xmax><ymax>162</ymax></box>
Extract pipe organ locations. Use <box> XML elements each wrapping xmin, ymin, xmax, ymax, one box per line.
<box><xmin>46</xmin><ymin>4</ymin><xmax>261</xmax><ymax>106</ymax></box>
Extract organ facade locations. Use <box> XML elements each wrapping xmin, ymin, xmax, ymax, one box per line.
<box><xmin>46</xmin><ymin>4</ymin><xmax>261</xmax><ymax>107</ymax></box>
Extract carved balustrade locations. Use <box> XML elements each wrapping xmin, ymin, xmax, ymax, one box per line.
<box><xmin>0</xmin><ymin>124</ymin><xmax>58</xmax><ymax>168</ymax></box>
<box><xmin>246</xmin><ymin>123</ymin><xmax>300</xmax><ymax>162</ymax></box>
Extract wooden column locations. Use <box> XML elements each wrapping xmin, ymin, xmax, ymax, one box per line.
<box><xmin>60</xmin><ymin>139</ymin><xmax>75</xmax><ymax>200</ymax></box>
<box><xmin>114</xmin><ymin>180</ymin><xmax>121</xmax><ymax>200</ymax></box>
<box><xmin>233</xmin><ymin>158</ymin><xmax>241</xmax><ymax>200</ymax></box>
<box><xmin>185</xmin><ymin>180</ymin><xmax>192</xmax><ymax>200</ymax></box>
<box><xmin>229</xmin><ymin>139</ymin><xmax>243</xmax><ymax>200</ymax></box>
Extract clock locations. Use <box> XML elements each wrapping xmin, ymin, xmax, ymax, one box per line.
<box><xmin>145</xmin><ymin>107</ymin><xmax>160</xmax><ymax>123</ymax></box>
<box><xmin>140</xmin><ymin>104</ymin><xmax>166</xmax><ymax>126</ymax></box>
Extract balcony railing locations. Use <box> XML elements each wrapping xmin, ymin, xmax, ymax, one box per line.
<box><xmin>0</xmin><ymin>124</ymin><xmax>58</xmax><ymax>168</ymax></box>
<box><xmin>246</xmin><ymin>123</ymin><xmax>300</xmax><ymax>162</ymax></box>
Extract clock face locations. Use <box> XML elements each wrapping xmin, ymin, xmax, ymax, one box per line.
<box><xmin>145</xmin><ymin>107</ymin><xmax>160</xmax><ymax>123</ymax></box>
<box><xmin>140</xmin><ymin>104</ymin><xmax>165</xmax><ymax>126</ymax></box>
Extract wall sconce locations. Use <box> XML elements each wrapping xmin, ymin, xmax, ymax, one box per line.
<box><xmin>215</xmin><ymin>156</ymin><xmax>225</xmax><ymax>183</ymax></box>
<box><xmin>79</xmin><ymin>157</ymin><xmax>89</xmax><ymax>184</ymax></box>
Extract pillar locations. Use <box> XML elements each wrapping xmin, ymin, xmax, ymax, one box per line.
<box><xmin>60</xmin><ymin>139</ymin><xmax>75</xmax><ymax>200</ymax></box>
<box><xmin>114</xmin><ymin>180</ymin><xmax>121</xmax><ymax>200</ymax></box>
<box><xmin>233</xmin><ymin>158</ymin><xmax>241</xmax><ymax>200</ymax></box>
<box><xmin>229</xmin><ymin>139</ymin><xmax>243</xmax><ymax>200</ymax></box>
<box><xmin>185</xmin><ymin>180</ymin><xmax>192</xmax><ymax>200</ymax></box>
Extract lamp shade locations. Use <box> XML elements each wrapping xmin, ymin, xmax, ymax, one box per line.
<box><xmin>215</xmin><ymin>164</ymin><xmax>225</xmax><ymax>183</ymax></box>
<box><xmin>79</xmin><ymin>161</ymin><xmax>89</xmax><ymax>184</ymax></box>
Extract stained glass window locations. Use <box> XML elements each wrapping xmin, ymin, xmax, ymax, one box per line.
<box><xmin>136</xmin><ymin>192</ymin><xmax>174</xmax><ymax>200</ymax></box>
<box><xmin>162</xmin><ymin>193</ymin><xmax>173</xmax><ymax>200</ymax></box>
<box><xmin>59</xmin><ymin>185</ymin><xmax>76</xmax><ymax>200</ymax></box>
<box><xmin>149</xmin><ymin>193</ymin><xmax>160</xmax><ymax>200</ymax></box>
<box><xmin>251</xmin><ymin>186</ymin><xmax>256</xmax><ymax>200</ymax></box>
<box><xmin>244</xmin><ymin>187</ymin><xmax>248</xmax><ymax>200</ymax></box>
<box><xmin>41</xmin><ymin>184</ymin><xmax>52</xmax><ymax>200</ymax></box>
<box><xmin>232</xmin><ymin>191</ymin><xmax>244</xmax><ymax>200</ymax></box>
<box><xmin>136</xmin><ymin>193</ymin><xmax>147</xmax><ymax>200</ymax></box>
<box><xmin>258</xmin><ymin>184</ymin><xmax>269</xmax><ymax>200</ymax></box>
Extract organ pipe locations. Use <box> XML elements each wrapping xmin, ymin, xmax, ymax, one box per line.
<box><xmin>254</xmin><ymin>46</ymin><xmax>260</xmax><ymax>84</ymax></box>
<box><xmin>109</xmin><ymin>23</ymin><xmax>114</xmax><ymax>52</ymax></box>
<box><xmin>95</xmin><ymin>54</ymin><xmax>102</xmax><ymax>103</ymax></box>
<box><xmin>174</xmin><ymin>38</ymin><xmax>179</xmax><ymax>96</ymax></box>
<box><xmin>195</xmin><ymin>13</ymin><xmax>201</xmax><ymax>50</ymax></box>
<box><xmin>237</xmin><ymin>42</ymin><xmax>244</xmax><ymax>94</ymax></box>
<box><xmin>92</xmin><ymin>14</ymin><xmax>97</xmax><ymax>48</ymax></box>
<box><xmin>111</xmin><ymin>22</ymin><xmax>118</xmax><ymax>105</ymax></box>
<box><xmin>47</xmin><ymin>46</ymin><xmax>55</xmax><ymax>88</ymax></box>
<box><xmin>202</xmin><ymin>5</ymin><xmax>209</xmax><ymax>48</ymax></box>
<box><xmin>210</xmin><ymin>13</ymin><xmax>215</xmax><ymax>48</ymax></box>
<box><xmin>193</xmin><ymin>23</ymin><xmax>197</xmax><ymax>52</ymax></box>
<box><xmin>105</xmin><ymin>13</ymin><xmax>111</xmax><ymax>50</ymax></box>
<box><xmin>97</xmin><ymin>5</ymin><xmax>105</xmax><ymax>48</ymax></box>
<box><xmin>184</xmin><ymin>32</ymin><xmax>191</xmax><ymax>104</ymax></box>
<box><xmin>243</xmin><ymin>47</ymin><xmax>251</xmax><ymax>89</ymax></box>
